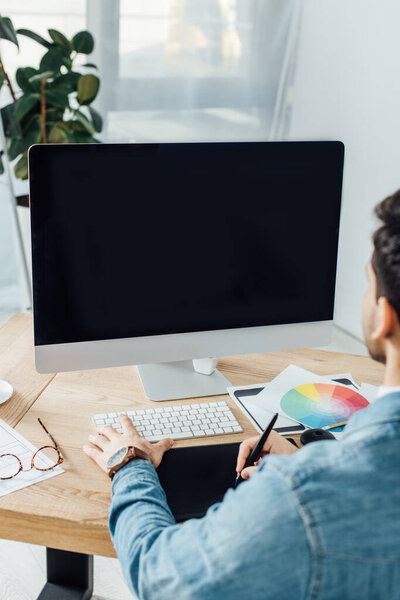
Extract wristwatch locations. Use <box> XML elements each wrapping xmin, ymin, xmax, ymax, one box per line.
<box><xmin>106</xmin><ymin>446</ymin><xmax>138</xmax><ymax>479</ymax></box>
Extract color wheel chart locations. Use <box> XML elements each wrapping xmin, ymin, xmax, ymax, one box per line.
<box><xmin>280</xmin><ymin>383</ymin><xmax>369</xmax><ymax>429</ymax></box>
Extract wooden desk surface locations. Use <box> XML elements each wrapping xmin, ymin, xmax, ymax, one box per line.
<box><xmin>0</xmin><ymin>314</ymin><xmax>385</xmax><ymax>557</ymax></box>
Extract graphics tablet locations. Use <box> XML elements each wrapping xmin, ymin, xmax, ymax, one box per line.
<box><xmin>157</xmin><ymin>442</ymin><xmax>240</xmax><ymax>521</ymax></box>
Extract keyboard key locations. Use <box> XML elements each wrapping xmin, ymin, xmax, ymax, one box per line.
<box><xmin>192</xmin><ymin>430</ymin><xmax>206</xmax><ymax>437</ymax></box>
<box><xmin>213</xmin><ymin>427</ymin><xmax>224</xmax><ymax>434</ymax></box>
<box><xmin>171</xmin><ymin>432</ymin><xmax>194</xmax><ymax>439</ymax></box>
<box><xmin>92</xmin><ymin>400</ymin><xmax>242</xmax><ymax>443</ymax></box>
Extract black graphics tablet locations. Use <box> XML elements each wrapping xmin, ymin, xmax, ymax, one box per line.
<box><xmin>156</xmin><ymin>442</ymin><xmax>240</xmax><ymax>521</ymax></box>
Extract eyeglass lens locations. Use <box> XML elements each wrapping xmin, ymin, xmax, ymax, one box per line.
<box><xmin>0</xmin><ymin>454</ymin><xmax>21</xmax><ymax>479</ymax></box>
<box><xmin>33</xmin><ymin>446</ymin><xmax>61</xmax><ymax>471</ymax></box>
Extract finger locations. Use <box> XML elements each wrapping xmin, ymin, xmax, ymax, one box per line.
<box><xmin>240</xmin><ymin>466</ymin><xmax>257</xmax><ymax>480</ymax></box>
<box><xmin>261</xmin><ymin>430</ymin><xmax>280</xmax><ymax>453</ymax></box>
<box><xmin>151</xmin><ymin>438</ymin><xmax>174</xmax><ymax>468</ymax></box>
<box><xmin>155</xmin><ymin>438</ymin><xmax>174</xmax><ymax>453</ymax></box>
<box><xmin>83</xmin><ymin>444</ymin><xmax>107</xmax><ymax>473</ymax></box>
<box><xmin>88</xmin><ymin>432</ymin><xmax>109</xmax><ymax>450</ymax></box>
<box><xmin>119</xmin><ymin>413</ymin><xmax>139</xmax><ymax>436</ymax></box>
<box><xmin>236</xmin><ymin>437</ymin><xmax>258</xmax><ymax>472</ymax></box>
<box><xmin>97</xmin><ymin>424</ymin><xmax>119</xmax><ymax>439</ymax></box>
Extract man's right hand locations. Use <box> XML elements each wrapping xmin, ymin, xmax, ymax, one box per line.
<box><xmin>236</xmin><ymin>431</ymin><xmax>298</xmax><ymax>481</ymax></box>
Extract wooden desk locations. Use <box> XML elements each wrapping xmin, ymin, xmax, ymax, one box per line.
<box><xmin>0</xmin><ymin>314</ymin><xmax>385</xmax><ymax>598</ymax></box>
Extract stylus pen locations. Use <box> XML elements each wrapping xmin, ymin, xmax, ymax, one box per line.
<box><xmin>234</xmin><ymin>412</ymin><xmax>279</xmax><ymax>488</ymax></box>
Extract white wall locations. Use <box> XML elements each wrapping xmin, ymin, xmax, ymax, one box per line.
<box><xmin>0</xmin><ymin>184</ymin><xmax>19</xmax><ymax>308</ymax></box>
<box><xmin>289</xmin><ymin>0</ymin><xmax>400</xmax><ymax>340</ymax></box>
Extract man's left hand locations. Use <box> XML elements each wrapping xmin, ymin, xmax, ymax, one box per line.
<box><xmin>83</xmin><ymin>414</ymin><xmax>174</xmax><ymax>473</ymax></box>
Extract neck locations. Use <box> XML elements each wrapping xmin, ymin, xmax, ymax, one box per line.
<box><xmin>383</xmin><ymin>344</ymin><xmax>400</xmax><ymax>386</ymax></box>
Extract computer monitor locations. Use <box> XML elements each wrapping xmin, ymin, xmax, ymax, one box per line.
<box><xmin>29</xmin><ymin>141</ymin><xmax>344</xmax><ymax>400</ymax></box>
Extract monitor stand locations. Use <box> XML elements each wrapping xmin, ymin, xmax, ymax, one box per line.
<box><xmin>137</xmin><ymin>359</ymin><xmax>231</xmax><ymax>401</ymax></box>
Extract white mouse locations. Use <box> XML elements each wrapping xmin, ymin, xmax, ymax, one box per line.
<box><xmin>0</xmin><ymin>379</ymin><xmax>13</xmax><ymax>404</ymax></box>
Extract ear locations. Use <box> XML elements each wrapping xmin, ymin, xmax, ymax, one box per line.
<box><xmin>371</xmin><ymin>297</ymin><xmax>399</xmax><ymax>340</ymax></box>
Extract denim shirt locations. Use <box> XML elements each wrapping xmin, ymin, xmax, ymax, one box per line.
<box><xmin>109</xmin><ymin>392</ymin><xmax>400</xmax><ymax>600</ymax></box>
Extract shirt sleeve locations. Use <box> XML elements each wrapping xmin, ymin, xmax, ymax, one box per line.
<box><xmin>109</xmin><ymin>457</ymin><xmax>311</xmax><ymax>600</ymax></box>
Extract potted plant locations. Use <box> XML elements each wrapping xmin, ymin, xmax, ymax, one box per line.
<box><xmin>0</xmin><ymin>14</ymin><xmax>102</xmax><ymax>308</ymax></box>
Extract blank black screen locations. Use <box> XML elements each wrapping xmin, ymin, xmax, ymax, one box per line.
<box><xmin>29</xmin><ymin>142</ymin><xmax>344</xmax><ymax>346</ymax></box>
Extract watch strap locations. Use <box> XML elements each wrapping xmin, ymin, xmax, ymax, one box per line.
<box><xmin>108</xmin><ymin>446</ymin><xmax>137</xmax><ymax>479</ymax></box>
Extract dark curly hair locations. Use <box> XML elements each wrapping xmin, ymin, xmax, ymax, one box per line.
<box><xmin>372</xmin><ymin>190</ymin><xmax>400</xmax><ymax>315</ymax></box>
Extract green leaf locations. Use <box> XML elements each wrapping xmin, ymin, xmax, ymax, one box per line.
<box><xmin>16</xmin><ymin>67</ymin><xmax>36</xmax><ymax>92</ymax></box>
<box><xmin>82</xmin><ymin>63</ymin><xmax>98</xmax><ymax>69</ymax></box>
<box><xmin>77</xmin><ymin>74</ymin><xmax>99</xmax><ymax>105</ymax></box>
<box><xmin>45</xmin><ymin>107</ymin><xmax>64</xmax><ymax>123</ymax></box>
<box><xmin>0</xmin><ymin>16</ymin><xmax>19</xmax><ymax>48</ymax></box>
<box><xmin>45</xmin><ymin>88</ymin><xmax>69</xmax><ymax>109</ymax></box>
<box><xmin>48</xmin><ymin>123</ymin><xmax>69</xmax><ymax>143</ymax></box>
<box><xmin>67</xmin><ymin>131</ymin><xmax>95</xmax><ymax>143</ymax></box>
<box><xmin>28</xmin><ymin>70</ymin><xmax>54</xmax><ymax>83</ymax></box>
<box><xmin>8</xmin><ymin>137</ymin><xmax>25</xmax><ymax>161</ymax></box>
<box><xmin>1</xmin><ymin>103</ymin><xmax>22</xmax><ymax>138</ymax></box>
<box><xmin>14</xmin><ymin>153</ymin><xmax>28</xmax><ymax>180</ymax></box>
<box><xmin>48</xmin><ymin>28</ymin><xmax>72</xmax><ymax>52</ymax></box>
<box><xmin>21</xmin><ymin>116</ymin><xmax>41</xmax><ymax>151</ymax></box>
<box><xmin>88</xmin><ymin>105</ymin><xmax>102</xmax><ymax>132</ymax></box>
<box><xmin>0</xmin><ymin>152</ymin><xmax>4</xmax><ymax>176</ymax></box>
<box><xmin>14</xmin><ymin>93</ymin><xmax>40</xmax><ymax>122</ymax></box>
<box><xmin>39</xmin><ymin>46</ymin><xmax>64</xmax><ymax>73</ymax></box>
<box><xmin>73</xmin><ymin>109</ymin><xmax>95</xmax><ymax>135</ymax></box>
<box><xmin>61</xmin><ymin>56</ymin><xmax>72</xmax><ymax>71</ymax></box>
<box><xmin>72</xmin><ymin>30</ymin><xmax>94</xmax><ymax>54</ymax></box>
<box><xmin>0</xmin><ymin>70</ymin><xmax>4</xmax><ymax>91</ymax></box>
<box><xmin>53</xmin><ymin>71</ymin><xmax>81</xmax><ymax>90</ymax></box>
<box><xmin>16</xmin><ymin>28</ymin><xmax>51</xmax><ymax>48</ymax></box>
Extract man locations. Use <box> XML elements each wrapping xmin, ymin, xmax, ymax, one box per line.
<box><xmin>84</xmin><ymin>191</ymin><xmax>400</xmax><ymax>599</ymax></box>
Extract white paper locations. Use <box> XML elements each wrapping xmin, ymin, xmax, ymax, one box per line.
<box><xmin>359</xmin><ymin>382</ymin><xmax>379</xmax><ymax>404</ymax></box>
<box><xmin>228</xmin><ymin>367</ymin><xmax>369</xmax><ymax>433</ymax></box>
<box><xmin>254</xmin><ymin>365</ymin><xmax>368</xmax><ymax>428</ymax></box>
<box><xmin>0</xmin><ymin>419</ymin><xmax>64</xmax><ymax>497</ymax></box>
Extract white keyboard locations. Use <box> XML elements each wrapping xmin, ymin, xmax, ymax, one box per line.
<box><xmin>91</xmin><ymin>401</ymin><xmax>243</xmax><ymax>442</ymax></box>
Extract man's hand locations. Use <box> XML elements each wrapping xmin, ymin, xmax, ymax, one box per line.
<box><xmin>83</xmin><ymin>414</ymin><xmax>174</xmax><ymax>474</ymax></box>
<box><xmin>236</xmin><ymin>431</ymin><xmax>298</xmax><ymax>481</ymax></box>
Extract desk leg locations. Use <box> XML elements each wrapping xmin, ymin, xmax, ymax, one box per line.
<box><xmin>37</xmin><ymin>548</ymin><xmax>93</xmax><ymax>600</ymax></box>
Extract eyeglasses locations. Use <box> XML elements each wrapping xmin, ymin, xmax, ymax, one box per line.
<box><xmin>0</xmin><ymin>418</ymin><xmax>63</xmax><ymax>480</ymax></box>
